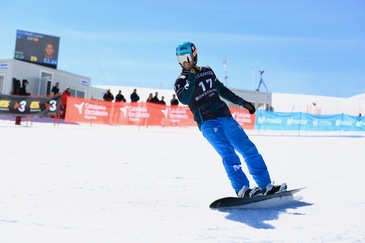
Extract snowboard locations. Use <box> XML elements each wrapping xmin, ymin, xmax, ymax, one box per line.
<box><xmin>209</xmin><ymin>187</ymin><xmax>305</xmax><ymax>209</ymax></box>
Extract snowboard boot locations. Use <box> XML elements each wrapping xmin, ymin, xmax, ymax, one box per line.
<box><xmin>237</xmin><ymin>185</ymin><xmax>262</xmax><ymax>198</ymax></box>
<box><xmin>263</xmin><ymin>183</ymin><xmax>287</xmax><ymax>195</ymax></box>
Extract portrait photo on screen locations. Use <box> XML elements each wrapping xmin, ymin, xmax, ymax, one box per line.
<box><xmin>14</xmin><ymin>30</ymin><xmax>60</xmax><ymax>69</ymax></box>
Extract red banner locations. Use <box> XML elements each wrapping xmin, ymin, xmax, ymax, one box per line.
<box><xmin>231</xmin><ymin>109</ymin><xmax>256</xmax><ymax>130</ymax></box>
<box><xmin>64</xmin><ymin>97</ymin><xmax>255</xmax><ymax>129</ymax></box>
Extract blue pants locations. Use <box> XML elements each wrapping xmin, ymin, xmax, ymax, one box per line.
<box><xmin>201</xmin><ymin>117</ymin><xmax>271</xmax><ymax>193</ymax></box>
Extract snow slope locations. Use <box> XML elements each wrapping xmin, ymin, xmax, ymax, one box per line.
<box><xmin>1</xmin><ymin>120</ymin><xmax>364</xmax><ymax>242</ymax></box>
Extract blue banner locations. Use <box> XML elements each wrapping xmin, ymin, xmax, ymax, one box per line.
<box><xmin>255</xmin><ymin>111</ymin><xmax>365</xmax><ymax>132</ymax></box>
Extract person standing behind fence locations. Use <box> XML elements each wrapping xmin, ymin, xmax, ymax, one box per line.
<box><xmin>15</xmin><ymin>79</ymin><xmax>31</xmax><ymax>125</ymax></box>
<box><xmin>151</xmin><ymin>92</ymin><xmax>160</xmax><ymax>104</ymax></box>
<box><xmin>159</xmin><ymin>96</ymin><xmax>166</xmax><ymax>105</ymax></box>
<box><xmin>146</xmin><ymin>93</ymin><xmax>153</xmax><ymax>102</ymax></box>
<box><xmin>51</xmin><ymin>82</ymin><xmax>60</xmax><ymax>96</ymax></box>
<box><xmin>115</xmin><ymin>90</ymin><xmax>126</xmax><ymax>102</ymax></box>
<box><xmin>130</xmin><ymin>89</ymin><xmax>140</xmax><ymax>102</ymax></box>
<box><xmin>170</xmin><ymin>94</ymin><xmax>179</xmax><ymax>106</ymax></box>
<box><xmin>61</xmin><ymin>87</ymin><xmax>71</xmax><ymax>119</ymax></box>
<box><xmin>114</xmin><ymin>90</ymin><xmax>126</xmax><ymax>124</ymax></box>
<box><xmin>103</xmin><ymin>89</ymin><xmax>114</xmax><ymax>102</ymax></box>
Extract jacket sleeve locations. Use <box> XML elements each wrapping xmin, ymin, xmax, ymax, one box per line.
<box><xmin>216</xmin><ymin>81</ymin><xmax>245</xmax><ymax>105</ymax></box>
<box><xmin>174</xmin><ymin>72</ymin><xmax>197</xmax><ymax>105</ymax></box>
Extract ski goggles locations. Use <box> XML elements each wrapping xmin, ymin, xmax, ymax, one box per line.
<box><xmin>177</xmin><ymin>53</ymin><xmax>194</xmax><ymax>65</ymax></box>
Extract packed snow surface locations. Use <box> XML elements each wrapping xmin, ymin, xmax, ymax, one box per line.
<box><xmin>1</xmin><ymin>119</ymin><xmax>364</xmax><ymax>242</ymax></box>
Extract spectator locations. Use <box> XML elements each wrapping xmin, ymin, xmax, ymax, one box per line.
<box><xmin>113</xmin><ymin>90</ymin><xmax>126</xmax><ymax>124</ymax></box>
<box><xmin>61</xmin><ymin>87</ymin><xmax>71</xmax><ymax>119</ymax></box>
<box><xmin>130</xmin><ymin>88</ymin><xmax>140</xmax><ymax>102</ymax></box>
<box><xmin>103</xmin><ymin>89</ymin><xmax>114</xmax><ymax>102</ymax></box>
<box><xmin>160</xmin><ymin>96</ymin><xmax>166</xmax><ymax>105</ymax></box>
<box><xmin>170</xmin><ymin>94</ymin><xmax>179</xmax><ymax>106</ymax></box>
<box><xmin>18</xmin><ymin>79</ymin><xmax>31</xmax><ymax>96</ymax></box>
<box><xmin>146</xmin><ymin>93</ymin><xmax>153</xmax><ymax>102</ymax></box>
<box><xmin>51</xmin><ymin>82</ymin><xmax>60</xmax><ymax>96</ymax></box>
<box><xmin>151</xmin><ymin>92</ymin><xmax>160</xmax><ymax>103</ymax></box>
<box><xmin>115</xmin><ymin>90</ymin><xmax>126</xmax><ymax>102</ymax></box>
<box><xmin>15</xmin><ymin>79</ymin><xmax>31</xmax><ymax>125</ymax></box>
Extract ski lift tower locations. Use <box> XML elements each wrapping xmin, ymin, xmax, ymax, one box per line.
<box><xmin>256</xmin><ymin>70</ymin><xmax>269</xmax><ymax>92</ymax></box>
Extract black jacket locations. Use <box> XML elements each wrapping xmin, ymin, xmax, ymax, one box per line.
<box><xmin>103</xmin><ymin>92</ymin><xmax>114</xmax><ymax>101</ymax></box>
<box><xmin>115</xmin><ymin>94</ymin><xmax>126</xmax><ymax>102</ymax></box>
<box><xmin>18</xmin><ymin>86</ymin><xmax>30</xmax><ymax>96</ymax></box>
<box><xmin>130</xmin><ymin>92</ymin><xmax>140</xmax><ymax>102</ymax></box>
<box><xmin>174</xmin><ymin>66</ymin><xmax>243</xmax><ymax>129</ymax></box>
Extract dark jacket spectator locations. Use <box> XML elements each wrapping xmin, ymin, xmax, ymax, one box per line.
<box><xmin>103</xmin><ymin>89</ymin><xmax>114</xmax><ymax>102</ymax></box>
<box><xmin>160</xmin><ymin>96</ymin><xmax>166</xmax><ymax>105</ymax></box>
<box><xmin>115</xmin><ymin>90</ymin><xmax>126</xmax><ymax>102</ymax></box>
<box><xmin>51</xmin><ymin>82</ymin><xmax>60</xmax><ymax>96</ymax></box>
<box><xmin>18</xmin><ymin>79</ymin><xmax>31</xmax><ymax>96</ymax></box>
<box><xmin>15</xmin><ymin>79</ymin><xmax>31</xmax><ymax>125</ymax></box>
<box><xmin>151</xmin><ymin>92</ymin><xmax>160</xmax><ymax>103</ymax></box>
<box><xmin>170</xmin><ymin>94</ymin><xmax>179</xmax><ymax>106</ymax></box>
<box><xmin>130</xmin><ymin>89</ymin><xmax>140</xmax><ymax>102</ymax></box>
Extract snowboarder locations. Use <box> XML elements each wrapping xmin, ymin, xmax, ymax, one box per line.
<box><xmin>174</xmin><ymin>42</ymin><xmax>286</xmax><ymax>197</ymax></box>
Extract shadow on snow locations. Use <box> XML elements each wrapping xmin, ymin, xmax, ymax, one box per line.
<box><xmin>215</xmin><ymin>198</ymin><xmax>313</xmax><ymax>229</ymax></box>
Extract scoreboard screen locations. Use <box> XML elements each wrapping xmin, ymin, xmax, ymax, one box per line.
<box><xmin>14</xmin><ymin>29</ymin><xmax>60</xmax><ymax>69</ymax></box>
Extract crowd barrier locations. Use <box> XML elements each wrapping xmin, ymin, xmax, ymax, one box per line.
<box><xmin>255</xmin><ymin>111</ymin><xmax>365</xmax><ymax>133</ymax></box>
<box><xmin>1</xmin><ymin>95</ymin><xmax>363</xmax><ymax>133</ymax></box>
<box><xmin>0</xmin><ymin>93</ymin><xmax>60</xmax><ymax>116</ymax></box>
<box><xmin>64</xmin><ymin>97</ymin><xmax>255</xmax><ymax>129</ymax></box>
<box><xmin>64</xmin><ymin>97</ymin><xmax>365</xmax><ymax>133</ymax></box>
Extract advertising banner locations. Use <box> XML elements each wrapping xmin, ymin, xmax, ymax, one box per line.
<box><xmin>62</xmin><ymin>98</ymin><xmax>365</xmax><ymax>132</ymax></box>
<box><xmin>64</xmin><ymin>97</ymin><xmax>197</xmax><ymax>126</ymax></box>
<box><xmin>255</xmin><ymin>111</ymin><xmax>365</xmax><ymax>132</ymax></box>
<box><xmin>0</xmin><ymin>94</ymin><xmax>60</xmax><ymax>116</ymax></box>
<box><xmin>64</xmin><ymin>97</ymin><xmax>256</xmax><ymax>128</ymax></box>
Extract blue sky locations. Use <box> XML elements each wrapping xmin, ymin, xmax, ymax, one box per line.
<box><xmin>1</xmin><ymin>0</ymin><xmax>364</xmax><ymax>97</ymax></box>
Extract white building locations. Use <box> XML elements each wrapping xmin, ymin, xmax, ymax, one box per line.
<box><xmin>2</xmin><ymin>58</ymin><xmax>363</xmax><ymax>116</ymax></box>
<box><xmin>0</xmin><ymin>58</ymin><xmax>106</xmax><ymax>99</ymax></box>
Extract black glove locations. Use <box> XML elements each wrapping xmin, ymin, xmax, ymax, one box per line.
<box><xmin>190</xmin><ymin>65</ymin><xmax>201</xmax><ymax>74</ymax></box>
<box><xmin>237</xmin><ymin>97</ymin><xmax>256</xmax><ymax>114</ymax></box>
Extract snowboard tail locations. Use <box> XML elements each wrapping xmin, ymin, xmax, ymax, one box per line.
<box><xmin>209</xmin><ymin>187</ymin><xmax>305</xmax><ymax>209</ymax></box>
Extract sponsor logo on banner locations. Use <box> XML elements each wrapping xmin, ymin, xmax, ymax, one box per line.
<box><xmin>72</xmin><ymin>101</ymin><xmax>108</xmax><ymax>120</ymax></box>
<box><xmin>0</xmin><ymin>100</ymin><xmax>11</xmax><ymax>111</ymax></box>
<box><xmin>126</xmin><ymin>105</ymin><xmax>149</xmax><ymax>122</ymax></box>
<box><xmin>287</xmin><ymin>118</ymin><xmax>308</xmax><ymax>125</ymax></box>
<box><xmin>335</xmin><ymin>119</ymin><xmax>352</xmax><ymax>127</ymax></box>
<box><xmin>168</xmin><ymin>108</ymin><xmax>189</xmax><ymax>123</ymax></box>
<box><xmin>230</xmin><ymin>109</ymin><xmax>255</xmax><ymax>129</ymax></box>
<box><xmin>65</xmin><ymin>97</ymin><xmax>197</xmax><ymax>126</ymax></box>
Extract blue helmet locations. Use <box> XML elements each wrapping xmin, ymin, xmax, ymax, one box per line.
<box><xmin>176</xmin><ymin>42</ymin><xmax>198</xmax><ymax>65</ymax></box>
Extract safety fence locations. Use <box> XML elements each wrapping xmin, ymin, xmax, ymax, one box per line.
<box><xmin>0</xmin><ymin>93</ymin><xmax>60</xmax><ymax>116</ymax></box>
<box><xmin>1</xmin><ymin>94</ymin><xmax>364</xmax><ymax>133</ymax></box>
<box><xmin>255</xmin><ymin>110</ymin><xmax>365</xmax><ymax>133</ymax></box>
<box><xmin>64</xmin><ymin>97</ymin><xmax>254</xmax><ymax>129</ymax></box>
<box><xmin>64</xmin><ymin>97</ymin><xmax>365</xmax><ymax>132</ymax></box>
